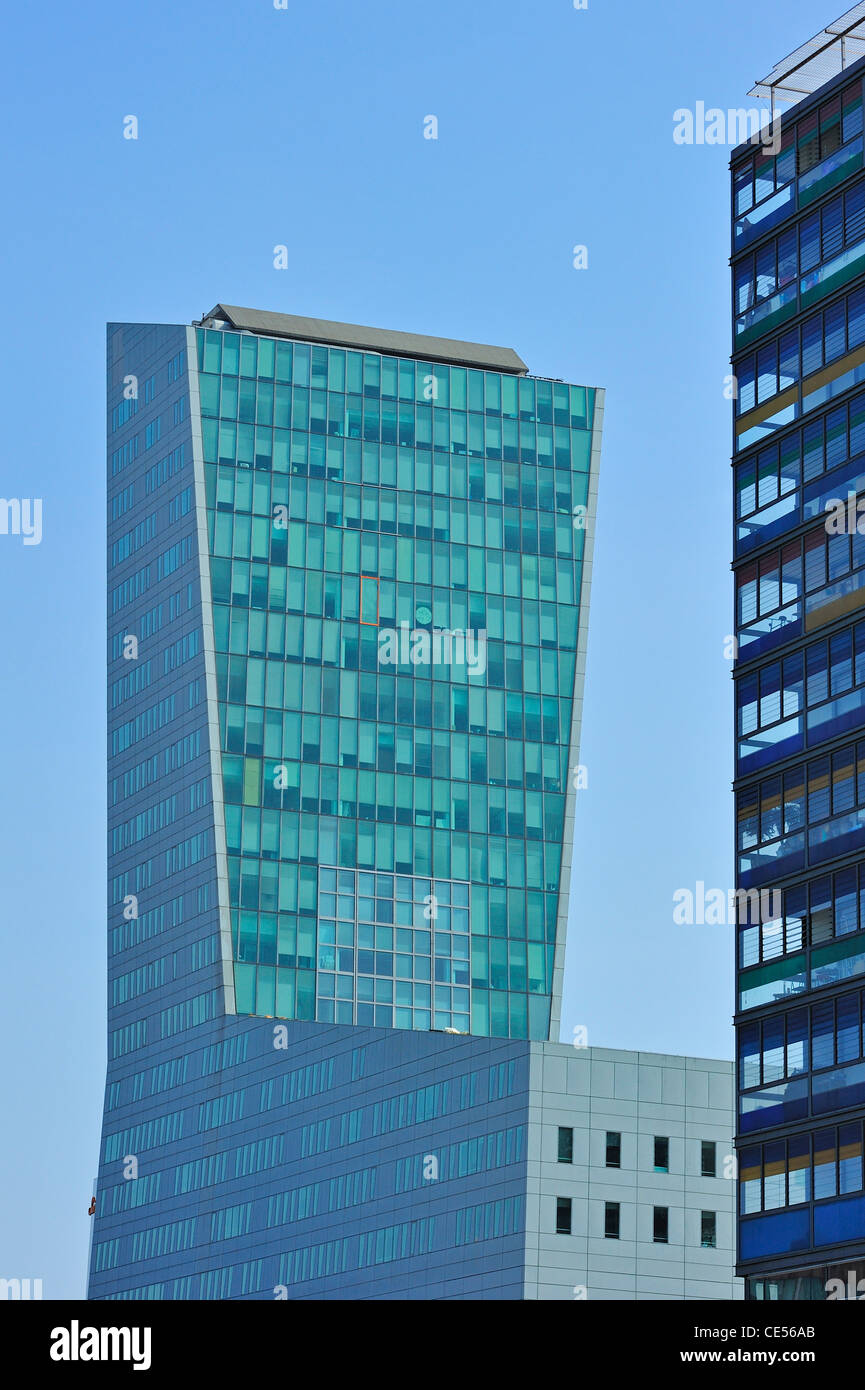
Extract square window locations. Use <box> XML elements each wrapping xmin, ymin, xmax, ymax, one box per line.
<box><xmin>395</xmin><ymin>876</ymin><xmax>412</xmax><ymax>899</ymax></box>
<box><xmin>338</xmin><ymin>870</ymin><xmax>355</xmax><ymax>891</ymax></box>
<box><xmin>452</xmin><ymin>883</ymin><xmax>470</xmax><ymax>907</ymax></box>
<box><xmin>319</xmin><ymin>868</ymin><xmax>337</xmax><ymax>891</ymax></box>
<box><xmin>556</xmin><ymin>1197</ymin><xmax>572</xmax><ymax>1234</ymax></box>
<box><xmin>375</xmin><ymin>925</ymin><xmax>394</xmax><ymax>950</ymax></box>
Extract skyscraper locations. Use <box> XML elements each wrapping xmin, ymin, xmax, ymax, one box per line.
<box><xmin>732</xmin><ymin>7</ymin><xmax>865</xmax><ymax>1298</ymax></box>
<box><xmin>90</xmin><ymin>306</ymin><xmax>607</xmax><ymax>1297</ymax></box>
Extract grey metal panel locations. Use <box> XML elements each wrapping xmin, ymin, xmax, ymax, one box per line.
<box><xmin>202</xmin><ymin>303</ymin><xmax>529</xmax><ymax>374</ymax></box>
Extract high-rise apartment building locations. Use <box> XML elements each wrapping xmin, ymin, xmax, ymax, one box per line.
<box><xmin>732</xmin><ymin>7</ymin><xmax>865</xmax><ymax>1298</ymax></box>
<box><xmin>90</xmin><ymin>306</ymin><xmax>606</xmax><ymax>1297</ymax></box>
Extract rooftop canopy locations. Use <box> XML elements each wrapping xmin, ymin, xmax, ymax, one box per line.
<box><xmin>749</xmin><ymin>1</ymin><xmax>865</xmax><ymax>109</ymax></box>
<box><xmin>198</xmin><ymin>304</ymin><xmax>528</xmax><ymax>375</ymax></box>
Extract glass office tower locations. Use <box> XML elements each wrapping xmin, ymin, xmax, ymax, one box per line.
<box><xmin>732</xmin><ymin>11</ymin><xmax>865</xmax><ymax>1298</ymax></box>
<box><xmin>194</xmin><ymin>308</ymin><xmax>598</xmax><ymax>1042</ymax></box>
<box><xmin>90</xmin><ymin>306</ymin><xmax>604</xmax><ymax>1298</ymax></box>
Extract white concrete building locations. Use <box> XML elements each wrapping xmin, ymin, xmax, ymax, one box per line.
<box><xmin>523</xmin><ymin>1045</ymin><xmax>744</xmax><ymax>1300</ymax></box>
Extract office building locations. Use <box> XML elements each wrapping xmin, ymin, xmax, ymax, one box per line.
<box><xmin>732</xmin><ymin>5</ymin><xmax>865</xmax><ymax>1297</ymax></box>
<box><xmin>92</xmin><ymin>305</ymin><xmax>603</xmax><ymax>1296</ymax></box>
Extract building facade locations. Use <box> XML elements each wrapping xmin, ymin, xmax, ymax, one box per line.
<box><xmin>525</xmin><ymin>1046</ymin><xmax>740</xmax><ymax>1301</ymax></box>
<box><xmin>732</xmin><ymin>11</ymin><xmax>865</xmax><ymax>1298</ymax></box>
<box><xmin>91</xmin><ymin>307</ymin><xmax>607</xmax><ymax>1297</ymax></box>
<box><xmin>88</xmin><ymin>1015</ymin><xmax>739</xmax><ymax>1299</ymax></box>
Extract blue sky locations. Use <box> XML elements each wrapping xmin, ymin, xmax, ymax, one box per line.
<box><xmin>0</xmin><ymin>0</ymin><xmax>831</xmax><ymax>1298</ymax></box>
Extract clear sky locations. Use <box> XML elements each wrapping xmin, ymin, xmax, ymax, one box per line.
<box><xmin>0</xmin><ymin>0</ymin><xmax>832</xmax><ymax>1299</ymax></box>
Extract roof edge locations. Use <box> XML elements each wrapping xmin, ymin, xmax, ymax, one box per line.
<box><xmin>197</xmin><ymin>303</ymin><xmax>529</xmax><ymax>375</ymax></box>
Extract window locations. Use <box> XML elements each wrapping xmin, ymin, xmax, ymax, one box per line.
<box><xmin>701</xmin><ymin>1141</ymin><xmax>717</xmax><ymax>1178</ymax></box>
<box><xmin>556</xmin><ymin>1197</ymin><xmax>572</xmax><ymax>1235</ymax></box>
<box><xmin>736</xmin><ymin>284</ymin><xmax>865</xmax><ymax>422</ymax></box>
<box><xmin>359</xmin><ymin>574</ymin><xmax>379</xmax><ymax>625</ymax></box>
<box><xmin>605</xmin><ymin>1131</ymin><xmax>621</xmax><ymax>1168</ymax></box>
<box><xmin>604</xmin><ymin>1201</ymin><xmax>620</xmax><ymax>1239</ymax></box>
<box><xmin>654</xmin><ymin>1136</ymin><xmax>669</xmax><ymax>1172</ymax></box>
<box><xmin>653</xmin><ymin>1206</ymin><xmax>669</xmax><ymax>1244</ymax></box>
<box><xmin>735</xmin><ymin>184</ymin><xmax>865</xmax><ymax>337</ymax></box>
<box><xmin>742</xmin><ymin>1123</ymin><xmax>865</xmax><ymax>1213</ymax></box>
<box><xmin>735</xmin><ymin>738</ymin><xmax>865</xmax><ymax>880</ymax></box>
<box><xmin>701</xmin><ymin>1211</ymin><xmax>717</xmax><ymax>1249</ymax></box>
<box><xmin>557</xmin><ymin>1126</ymin><xmax>573</xmax><ymax>1163</ymax></box>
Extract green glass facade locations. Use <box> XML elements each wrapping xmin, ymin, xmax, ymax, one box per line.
<box><xmin>195</xmin><ymin>320</ymin><xmax>602</xmax><ymax>1039</ymax></box>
